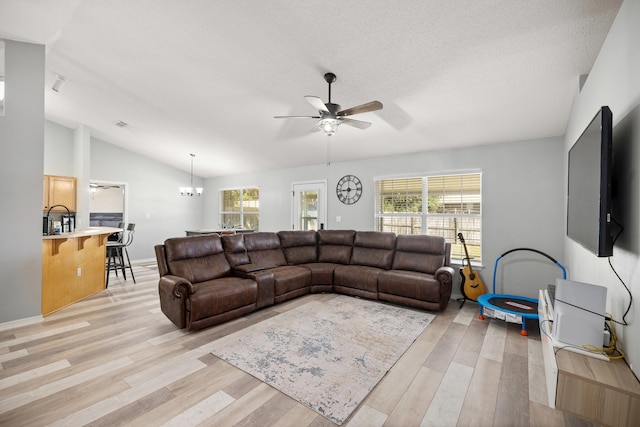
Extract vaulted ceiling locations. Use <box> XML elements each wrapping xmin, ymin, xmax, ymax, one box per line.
<box><xmin>0</xmin><ymin>0</ymin><xmax>622</xmax><ymax>178</ymax></box>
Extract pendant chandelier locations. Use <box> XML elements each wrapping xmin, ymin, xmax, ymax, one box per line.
<box><xmin>179</xmin><ymin>153</ymin><xmax>203</xmax><ymax>196</ymax></box>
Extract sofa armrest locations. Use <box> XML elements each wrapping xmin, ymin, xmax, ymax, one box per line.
<box><xmin>434</xmin><ymin>266</ymin><xmax>455</xmax><ymax>310</ymax></box>
<box><xmin>159</xmin><ymin>274</ymin><xmax>195</xmax><ymax>297</ymax></box>
<box><xmin>234</xmin><ymin>263</ymin><xmax>269</xmax><ymax>274</ymax></box>
<box><xmin>435</xmin><ymin>266</ymin><xmax>455</xmax><ymax>287</ymax></box>
<box><xmin>158</xmin><ymin>275</ymin><xmax>195</xmax><ymax>329</ymax></box>
<box><xmin>233</xmin><ymin>270</ymin><xmax>275</xmax><ymax>309</ymax></box>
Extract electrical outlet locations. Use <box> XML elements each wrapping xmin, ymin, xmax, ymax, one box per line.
<box><xmin>77</xmin><ymin>267</ymin><xmax>82</xmax><ymax>277</ymax></box>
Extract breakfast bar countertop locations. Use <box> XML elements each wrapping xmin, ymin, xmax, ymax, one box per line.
<box><xmin>42</xmin><ymin>226</ymin><xmax>121</xmax><ymax>240</ymax></box>
<box><xmin>185</xmin><ymin>228</ymin><xmax>254</xmax><ymax>236</ymax></box>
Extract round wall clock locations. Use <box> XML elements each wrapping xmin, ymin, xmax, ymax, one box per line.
<box><xmin>336</xmin><ymin>175</ymin><xmax>363</xmax><ymax>205</ymax></box>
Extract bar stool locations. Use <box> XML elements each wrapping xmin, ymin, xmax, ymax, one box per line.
<box><xmin>106</xmin><ymin>223</ymin><xmax>136</xmax><ymax>287</ymax></box>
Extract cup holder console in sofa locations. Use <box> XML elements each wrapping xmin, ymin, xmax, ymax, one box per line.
<box><xmin>155</xmin><ymin>230</ymin><xmax>454</xmax><ymax>331</ymax></box>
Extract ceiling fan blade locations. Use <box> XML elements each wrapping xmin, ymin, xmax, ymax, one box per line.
<box><xmin>337</xmin><ymin>100</ymin><xmax>383</xmax><ymax>117</ymax></box>
<box><xmin>341</xmin><ymin>118</ymin><xmax>372</xmax><ymax>129</ymax></box>
<box><xmin>305</xmin><ymin>96</ymin><xmax>330</xmax><ymax>113</ymax></box>
<box><xmin>274</xmin><ymin>115</ymin><xmax>321</xmax><ymax>119</ymax></box>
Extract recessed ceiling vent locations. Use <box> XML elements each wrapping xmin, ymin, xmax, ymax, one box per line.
<box><xmin>114</xmin><ymin>120</ymin><xmax>129</xmax><ymax>128</ymax></box>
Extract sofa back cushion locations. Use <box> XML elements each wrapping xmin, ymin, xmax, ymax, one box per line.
<box><xmin>278</xmin><ymin>230</ymin><xmax>318</xmax><ymax>265</ymax></box>
<box><xmin>163</xmin><ymin>234</ymin><xmax>231</xmax><ymax>283</ymax></box>
<box><xmin>222</xmin><ymin>234</ymin><xmax>250</xmax><ymax>267</ymax></box>
<box><xmin>351</xmin><ymin>231</ymin><xmax>397</xmax><ymax>269</ymax></box>
<box><xmin>317</xmin><ymin>230</ymin><xmax>356</xmax><ymax>264</ymax></box>
<box><xmin>392</xmin><ymin>234</ymin><xmax>447</xmax><ymax>274</ymax></box>
<box><xmin>243</xmin><ymin>232</ymin><xmax>287</xmax><ymax>268</ymax></box>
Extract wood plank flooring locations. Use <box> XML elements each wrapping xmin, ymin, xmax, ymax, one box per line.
<box><xmin>0</xmin><ymin>264</ymin><xmax>598</xmax><ymax>426</ymax></box>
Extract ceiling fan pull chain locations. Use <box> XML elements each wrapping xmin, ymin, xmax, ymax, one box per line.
<box><xmin>326</xmin><ymin>135</ymin><xmax>331</xmax><ymax>166</ymax></box>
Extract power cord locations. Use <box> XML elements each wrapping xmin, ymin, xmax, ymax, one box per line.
<box><xmin>607</xmin><ymin>217</ymin><xmax>632</xmax><ymax>326</ymax></box>
<box><xmin>580</xmin><ymin>315</ymin><xmax>625</xmax><ymax>359</ymax></box>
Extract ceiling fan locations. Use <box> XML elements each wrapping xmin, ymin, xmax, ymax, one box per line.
<box><xmin>89</xmin><ymin>183</ymin><xmax>122</xmax><ymax>190</ymax></box>
<box><xmin>275</xmin><ymin>72</ymin><xmax>383</xmax><ymax>136</ymax></box>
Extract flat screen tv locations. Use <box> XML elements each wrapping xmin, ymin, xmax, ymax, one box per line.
<box><xmin>567</xmin><ymin>106</ymin><xmax>613</xmax><ymax>257</ymax></box>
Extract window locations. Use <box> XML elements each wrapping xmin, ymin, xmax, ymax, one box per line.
<box><xmin>374</xmin><ymin>173</ymin><xmax>481</xmax><ymax>262</ymax></box>
<box><xmin>220</xmin><ymin>187</ymin><xmax>260</xmax><ymax>230</ymax></box>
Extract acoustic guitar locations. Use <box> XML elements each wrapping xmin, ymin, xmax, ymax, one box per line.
<box><xmin>458</xmin><ymin>232</ymin><xmax>487</xmax><ymax>301</ymax></box>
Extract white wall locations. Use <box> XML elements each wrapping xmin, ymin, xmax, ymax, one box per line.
<box><xmin>564</xmin><ymin>0</ymin><xmax>640</xmax><ymax>376</ymax></box>
<box><xmin>0</xmin><ymin>40</ymin><xmax>45</xmax><ymax>323</ymax></box>
<box><xmin>44</xmin><ymin>120</ymin><xmax>74</xmax><ymax>175</ymax></box>
<box><xmin>89</xmin><ymin>138</ymin><xmax>204</xmax><ymax>260</ymax></box>
<box><xmin>90</xmin><ymin>186</ymin><xmax>124</xmax><ymax>213</ymax></box>
<box><xmin>205</xmin><ymin>136</ymin><xmax>566</xmax><ymax>300</ymax></box>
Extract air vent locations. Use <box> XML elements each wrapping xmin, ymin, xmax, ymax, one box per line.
<box><xmin>114</xmin><ymin>120</ymin><xmax>129</xmax><ymax>128</ymax></box>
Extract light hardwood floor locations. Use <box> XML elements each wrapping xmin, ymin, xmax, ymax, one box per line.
<box><xmin>0</xmin><ymin>264</ymin><xmax>597</xmax><ymax>426</ymax></box>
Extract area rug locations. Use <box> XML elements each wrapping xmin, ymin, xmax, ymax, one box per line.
<box><xmin>210</xmin><ymin>295</ymin><xmax>435</xmax><ymax>425</ymax></box>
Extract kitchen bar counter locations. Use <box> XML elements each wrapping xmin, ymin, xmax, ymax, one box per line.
<box><xmin>185</xmin><ymin>229</ymin><xmax>254</xmax><ymax>236</ymax></box>
<box><xmin>42</xmin><ymin>227</ymin><xmax>121</xmax><ymax>315</ymax></box>
<box><xmin>42</xmin><ymin>226</ymin><xmax>121</xmax><ymax>240</ymax></box>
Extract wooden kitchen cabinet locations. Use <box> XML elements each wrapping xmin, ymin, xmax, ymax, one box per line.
<box><xmin>43</xmin><ymin>175</ymin><xmax>77</xmax><ymax>212</ymax></box>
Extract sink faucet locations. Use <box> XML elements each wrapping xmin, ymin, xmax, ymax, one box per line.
<box><xmin>46</xmin><ymin>204</ymin><xmax>72</xmax><ymax>234</ymax></box>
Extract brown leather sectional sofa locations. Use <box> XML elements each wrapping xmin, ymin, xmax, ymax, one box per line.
<box><xmin>155</xmin><ymin>230</ymin><xmax>455</xmax><ymax>331</ymax></box>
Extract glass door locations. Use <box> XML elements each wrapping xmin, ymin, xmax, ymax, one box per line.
<box><xmin>292</xmin><ymin>181</ymin><xmax>327</xmax><ymax>231</ymax></box>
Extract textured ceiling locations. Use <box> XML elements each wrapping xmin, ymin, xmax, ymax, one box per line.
<box><xmin>0</xmin><ymin>0</ymin><xmax>623</xmax><ymax>178</ymax></box>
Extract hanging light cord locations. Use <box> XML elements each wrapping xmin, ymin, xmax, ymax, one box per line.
<box><xmin>190</xmin><ymin>153</ymin><xmax>195</xmax><ymax>188</ymax></box>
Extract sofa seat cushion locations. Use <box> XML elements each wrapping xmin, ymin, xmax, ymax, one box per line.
<box><xmin>188</xmin><ymin>277</ymin><xmax>257</xmax><ymax>323</ymax></box>
<box><xmin>300</xmin><ymin>262</ymin><xmax>338</xmax><ymax>286</ymax></box>
<box><xmin>377</xmin><ymin>270</ymin><xmax>441</xmax><ymax>303</ymax></box>
<box><xmin>266</xmin><ymin>266</ymin><xmax>311</xmax><ymax>301</ymax></box>
<box><xmin>334</xmin><ymin>265</ymin><xmax>381</xmax><ymax>299</ymax></box>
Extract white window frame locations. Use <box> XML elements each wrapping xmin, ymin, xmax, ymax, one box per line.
<box><xmin>373</xmin><ymin>171</ymin><xmax>482</xmax><ymax>263</ymax></box>
<box><xmin>219</xmin><ymin>187</ymin><xmax>260</xmax><ymax>231</ymax></box>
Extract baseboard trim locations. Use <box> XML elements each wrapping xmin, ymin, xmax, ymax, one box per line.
<box><xmin>0</xmin><ymin>314</ymin><xmax>44</xmax><ymax>332</ymax></box>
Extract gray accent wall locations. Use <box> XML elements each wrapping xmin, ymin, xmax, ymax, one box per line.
<box><xmin>0</xmin><ymin>40</ymin><xmax>45</xmax><ymax>323</ymax></box>
<box><xmin>564</xmin><ymin>0</ymin><xmax>640</xmax><ymax>377</ymax></box>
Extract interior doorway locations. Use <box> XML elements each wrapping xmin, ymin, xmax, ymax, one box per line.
<box><xmin>292</xmin><ymin>180</ymin><xmax>327</xmax><ymax>231</ymax></box>
<box><xmin>89</xmin><ymin>181</ymin><xmax>127</xmax><ymax>228</ymax></box>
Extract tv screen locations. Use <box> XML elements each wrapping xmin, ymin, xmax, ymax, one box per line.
<box><xmin>567</xmin><ymin>106</ymin><xmax>613</xmax><ymax>257</ymax></box>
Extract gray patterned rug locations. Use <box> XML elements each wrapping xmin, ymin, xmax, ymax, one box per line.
<box><xmin>210</xmin><ymin>295</ymin><xmax>435</xmax><ymax>425</ymax></box>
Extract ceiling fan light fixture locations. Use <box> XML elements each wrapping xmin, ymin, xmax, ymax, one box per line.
<box><xmin>321</xmin><ymin>118</ymin><xmax>340</xmax><ymax>136</ymax></box>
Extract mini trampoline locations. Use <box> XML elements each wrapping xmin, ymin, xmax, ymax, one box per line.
<box><xmin>478</xmin><ymin>248</ymin><xmax>566</xmax><ymax>336</ymax></box>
